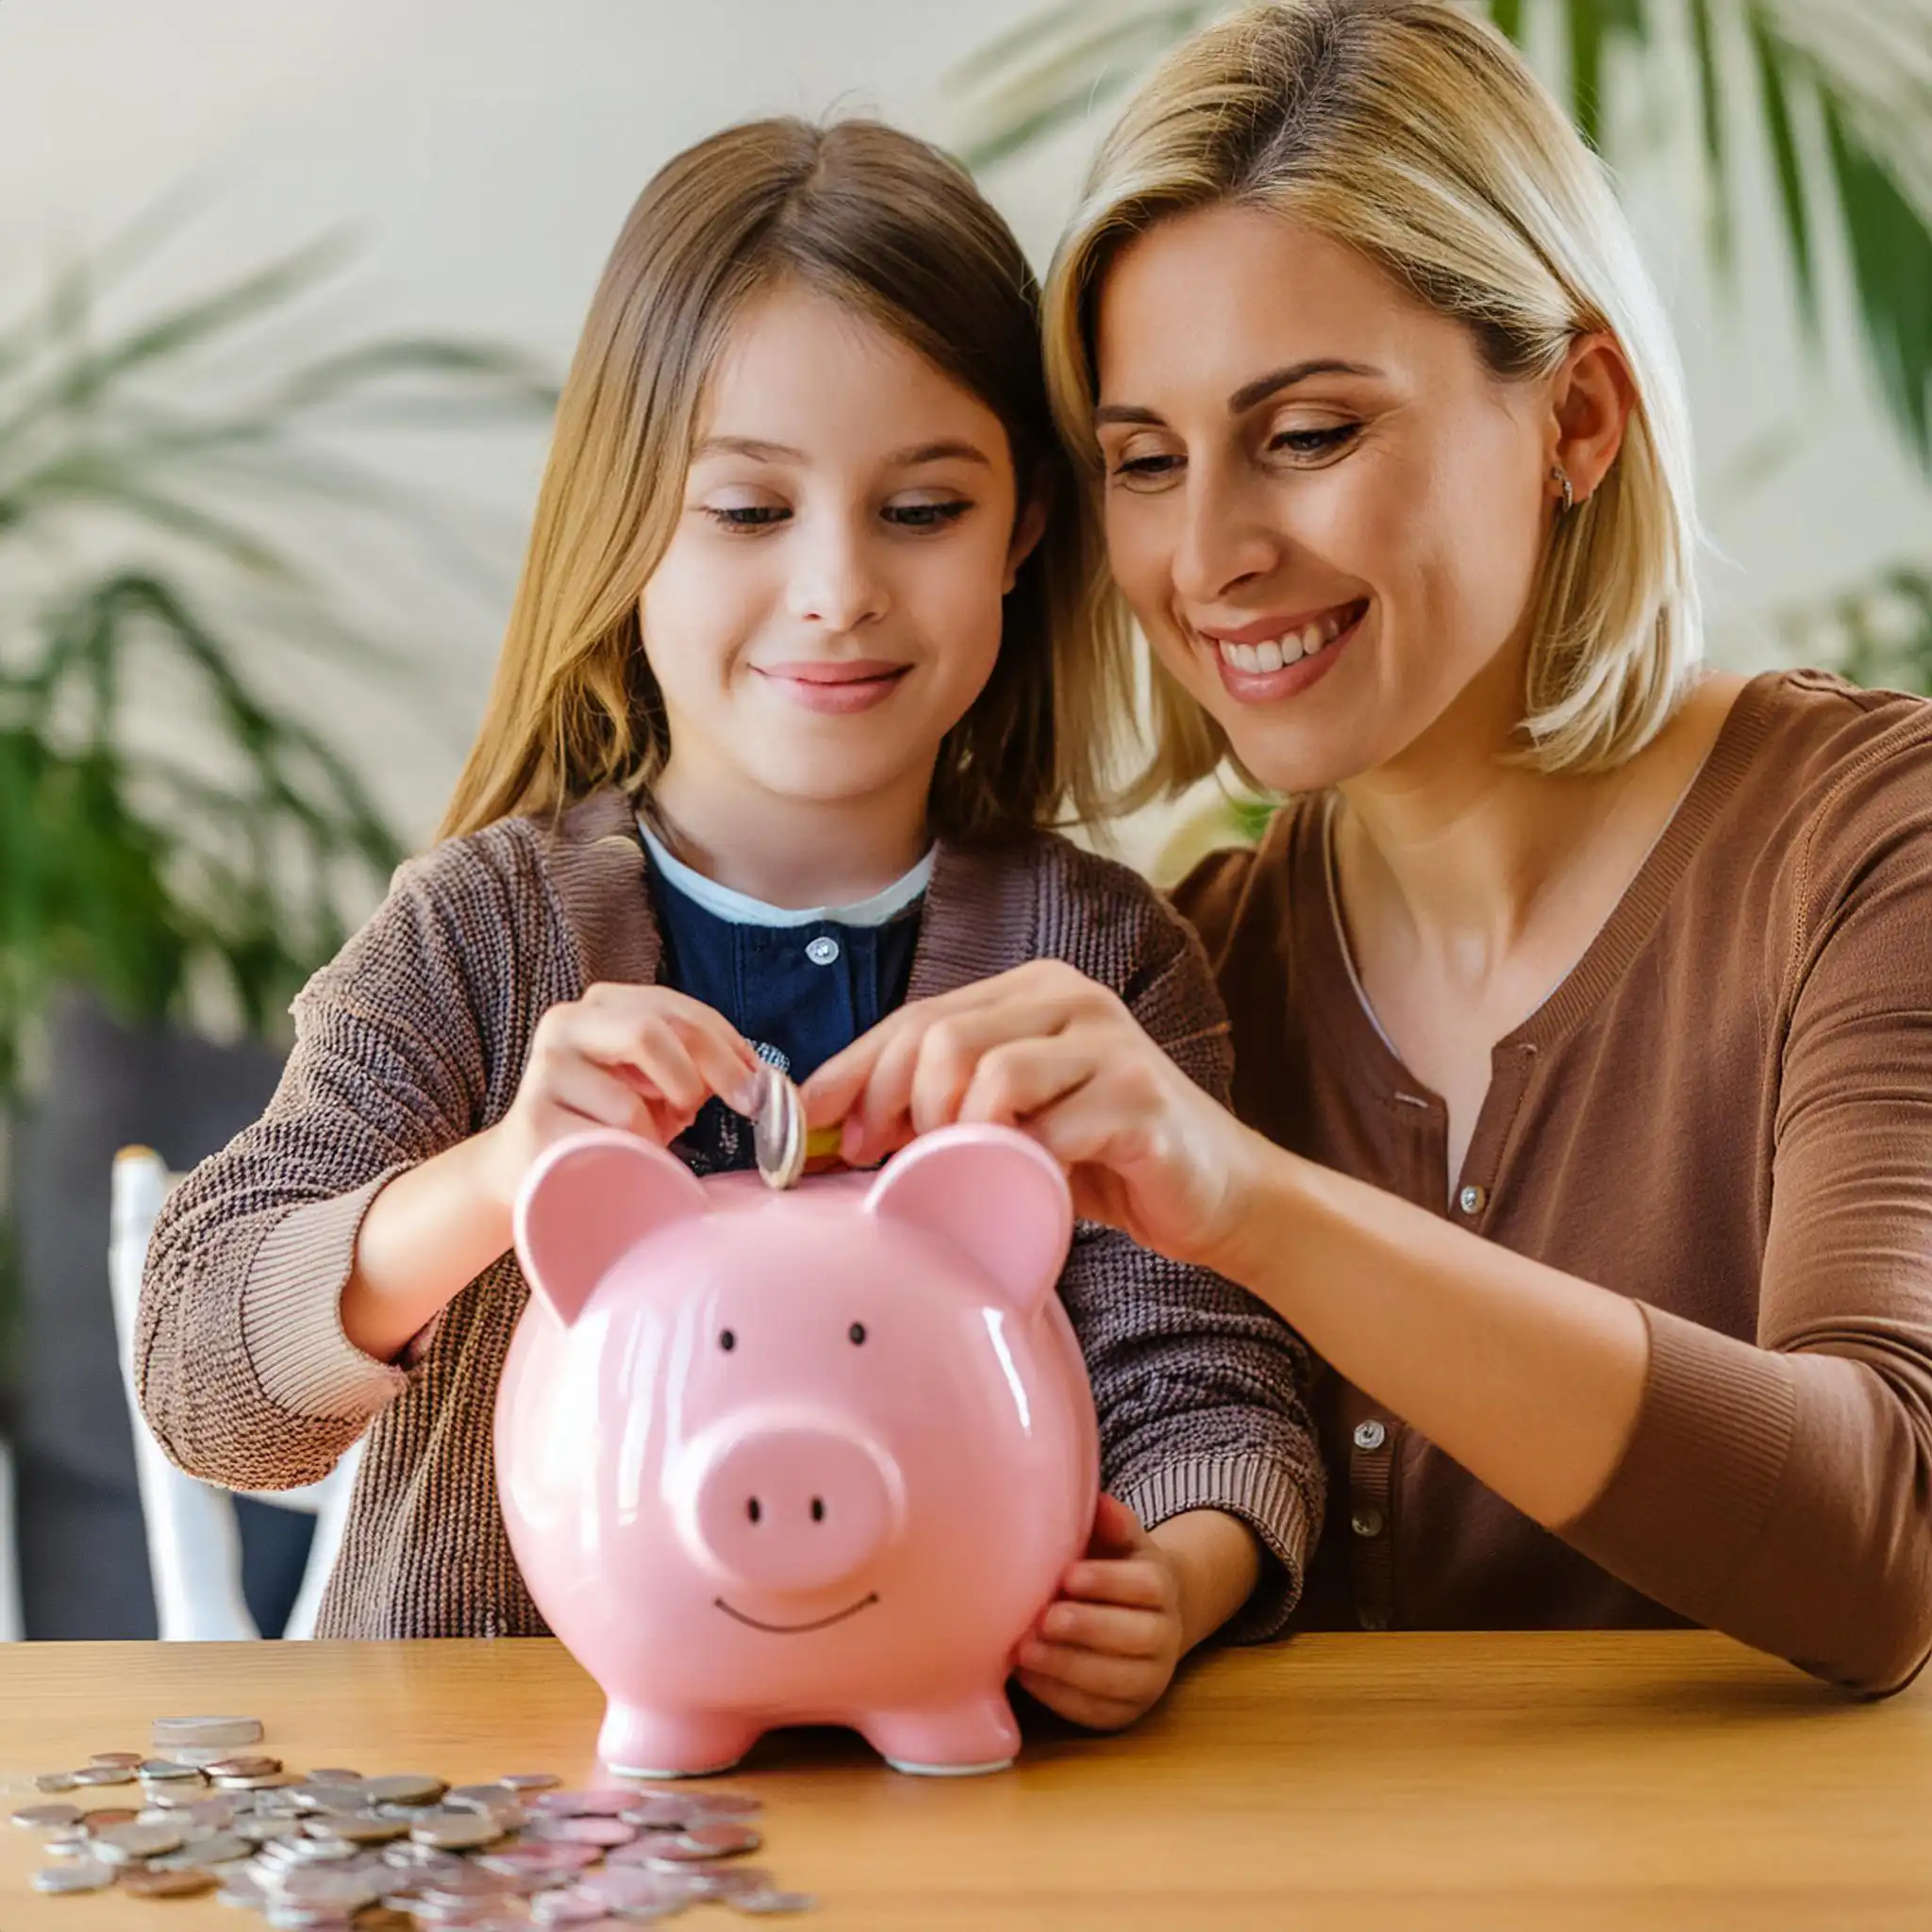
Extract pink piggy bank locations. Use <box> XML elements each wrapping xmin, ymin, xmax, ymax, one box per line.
<box><xmin>496</xmin><ymin>1122</ymin><xmax>1099</xmax><ymax>1777</ymax></box>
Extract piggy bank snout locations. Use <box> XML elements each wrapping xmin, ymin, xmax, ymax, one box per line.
<box><xmin>682</xmin><ymin>1419</ymin><xmax>902</xmax><ymax>1597</ymax></box>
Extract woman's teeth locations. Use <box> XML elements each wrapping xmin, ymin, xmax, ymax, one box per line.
<box><xmin>1215</xmin><ymin>606</ymin><xmax>1355</xmax><ymax>674</ymax></box>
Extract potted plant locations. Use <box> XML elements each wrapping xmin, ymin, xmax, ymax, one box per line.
<box><xmin>0</xmin><ymin>216</ymin><xmax>555</xmax><ymax>1634</ymax></box>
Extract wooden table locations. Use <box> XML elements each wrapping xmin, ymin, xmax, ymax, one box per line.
<box><xmin>3</xmin><ymin>1633</ymin><xmax>1927</xmax><ymax>1930</ymax></box>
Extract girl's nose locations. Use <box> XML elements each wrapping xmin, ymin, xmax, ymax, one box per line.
<box><xmin>787</xmin><ymin>525</ymin><xmax>890</xmax><ymax>632</ymax></box>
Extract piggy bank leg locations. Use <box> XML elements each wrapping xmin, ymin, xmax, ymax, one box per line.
<box><xmin>598</xmin><ymin>1703</ymin><xmax>760</xmax><ymax>1779</ymax></box>
<box><xmin>861</xmin><ymin>1693</ymin><xmax>1021</xmax><ymax>1776</ymax></box>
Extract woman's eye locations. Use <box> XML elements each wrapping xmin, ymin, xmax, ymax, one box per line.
<box><xmin>1108</xmin><ymin>451</ymin><xmax>1183</xmax><ymax>486</ymax></box>
<box><xmin>885</xmin><ymin>499</ymin><xmax>971</xmax><ymax>531</ymax></box>
<box><xmin>701</xmin><ymin>504</ymin><xmax>790</xmax><ymax>531</ymax></box>
<box><xmin>1270</xmin><ymin>424</ymin><xmax>1360</xmax><ymax>459</ymax></box>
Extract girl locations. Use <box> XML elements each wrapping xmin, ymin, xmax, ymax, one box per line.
<box><xmin>138</xmin><ymin>116</ymin><xmax>1322</xmax><ymax>1732</ymax></box>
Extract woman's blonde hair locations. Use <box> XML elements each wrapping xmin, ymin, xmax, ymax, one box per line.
<box><xmin>441</xmin><ymin>117</ymin><xmax>1127</xmax><ymax>843</ymax></box>
<box><xmin>1043</xmin><ymin>0</ymin><xmax>1702</xmax><ymax>791</ymax></box>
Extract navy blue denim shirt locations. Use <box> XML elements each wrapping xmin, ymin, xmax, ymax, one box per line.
<box><xmin>641</xmin><ymin>823</ymin><xmax>924</xmax><ymax>1176</ymax></box>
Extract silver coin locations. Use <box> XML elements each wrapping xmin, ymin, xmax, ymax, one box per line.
<box><xmin>87</xmin><ymin>1751</ymin><xmax>144</xmax><ymax>1769</ymax></box>
<box><xmin>305</xmin><ymin>1767</ymin><xmax>364</xmax><ymax>1785</ymax></box>
<box><xmin>216</xmin><ymin>1873</ymin><xmax>272</xmax><ymax>1909</ymax></box>
<box><xmin>310</xmin><ymin>1810</ymin><xmax>409</xmax><ymax>1844</ymax></box>
<box><xmin>237</xmin><ymin>1814</ymin><xmax>306</xmax><ymax>1843</ymax></box>
<box><xmin>266</xmin><ymin>1906</ymin><xmax>361</xmax><ymax>1930</ymax></box>
<box><xmin>121</xmin><ymin>1865</ymin><xmax>221</xmax><ymax>1897</ymax></box>
<box><xmin>151</xmin><ymin>1828</ymin><xmax>254</xmax><ymax>1867</ymax></box>
<box><xmin>168</xmin><ymin>1741</ymin><xmax>260</xmax><ymax>1768</ymax></box>
<box><xmin>362</xmin><ymin>1772</ymin><xmax>447</xmax><ymax>1807</ymax></box>
<box><xmin>277</xmin><ymin>1865</ymin><xmax>387</xmax><ymax>1907</ymax></box>
<box><xmin>731</xmin><ymin>1890</ymin><xmax>819</xmax><ymax>1915</ymax></box>
<box><xmin>579</xmin><ymin>1865</ymin><xmax>692</xmax><ymax>1908</ymax></box>
<box><xmin>445</xmin><ymin>1782</ymin><xmax>525</xmax><ymax>1812</ymax></box>
<box><xmin>379</xmin><ymin>1840</ymin><xmax>469</xmax><ymax>1873</ymax></box>
<box><xmin>686</xmin><ymin>1788</ymin><xmax>763</xmax><ymax>1818</ymax></box>
<box><xmin>751</xmin><ymin>1063</ymin><xmax>807</xmax><ymax>1190</ymax></box>
<box><xmin>495</xmin><ymin>1770</ymin><xmax>561</xmax><ymax>1791</ymax></box>
<box><xmin>10</xmin><ymin>1800</ymin><xmax>82</xmax><ymax>1828</ymax></box>
<box><xmin>139</xmin><ymin>1757</ymin><xmax>206</xmax><ymax>1780</ymax></box>
<box><xmin>409</xmin><ymin>1806</ymin><xmax>505</xmax><ymax>1850</ymax></box>
<box><xmin>675</xmin><ymin>1864</ymin><xmax>772</xmax><ymax>1900</ymax></box>
<box><xmin>619</xmin><ymin>1795</ymin><xmax>699</xmax><ymax>1831</ymax></box>
<box><xmin>678</xmin><ymin>1819</ymin><xmax>763</xmax><ymax>1857</ymax></box>
<box><xmin>531</xmin><ymin>1813</ymin><xmax>636</xmax><ymax>1847</ymax></box>
<box><xmin>531</xmin><ymin>1889</ymin><xmax>619</xmax><ymax>1926</ymax></box>
<box><xmin>413</xmin><ymin>1867</ymin><xmax>524</xmax><ymax>1904</ymax></box>
<box><xmin>152</xmin><ymin>1715</ymin><xmax>264</xmax><ymax>1750</ymax></box>
<box><xmin>69</xmin><ymin>1763</ymin><xmax>135</xmax><ymax>1787</ymax></box>
<box><xmin>92</xmin><ymin>1817</ymin><xmax>188</xmax><ymax>1861</ymax></box>
<box><xmin>525</xmin><ymin>1787</ymin><xmax>641</xmax><ymax>1818</ymax></box>
<box><xmin>32</xmin><ymin>1771</ymin><xmax>78</xmax><ymax>1792</ymax></box>
<box><xmin>476</xmin><ymin>1841</ymin><xmax>601</xmax><ymax>1875</ymax></box>
<box><xmin>30</xmin><ymin>1859</ymin><xmax>115</xmax><ymax>1892</ymax></box>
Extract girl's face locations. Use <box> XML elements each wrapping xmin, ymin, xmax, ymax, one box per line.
<box><xmin>1092</xmin><ymin>204</ymin><xmax>1559</xmax><ymax>793</ymax></box>
<box><xmin>641</xmin><ymin>285</ymin><xmax>1038</xmax><ymax>818</ymax></box>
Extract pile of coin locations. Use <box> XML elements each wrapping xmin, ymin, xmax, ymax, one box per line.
<box><xmin>11</xmin><ymin>1713</ymin><xmax>815</xmax><ymax>1924</ymax></box>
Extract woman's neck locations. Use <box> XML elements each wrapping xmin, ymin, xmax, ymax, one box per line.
<box><xmin>1330</xmin><ymin>670</ymin><xmax>1745</xmax><ymax>991</ymax></box>
<box><xmin>648</xmin><ymin>753</ymin><xmax>934</xmax><ymax>910</ymax></box>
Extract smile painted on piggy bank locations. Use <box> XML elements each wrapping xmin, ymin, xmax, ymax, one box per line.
<box><xmin>495</xmin><ymin>1123</ymin><xmax>1100</xmax><ymax>1777</ymax></box>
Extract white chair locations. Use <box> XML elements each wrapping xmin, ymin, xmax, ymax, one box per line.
<box><xmin>0</xmin><ymin>1434</ymin><xmax>22</xmax><ymax>1641</ymax></box>
<box><xmin>108</xmin><ymin>1146</ymin><xmax>362</xmax><ymax>1640</ymax></box>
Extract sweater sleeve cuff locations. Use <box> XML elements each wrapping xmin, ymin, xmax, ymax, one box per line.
<box><xmin>1115</xmin><ymin>1453</ymin><xmax>1316</xmax><ymax>1645</ymax></box>
<box><xmin>1560</xmin><ymin>1301</ymin><xmax>1796</xmax><ymax>1615</ymax></box>
<box><xmin>241</xmin><ymin>1175</ymin><xmax>418</xmax><ymax>1421</ymax></box>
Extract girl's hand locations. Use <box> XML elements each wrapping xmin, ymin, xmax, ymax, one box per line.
<box><xmin>800</xmin><ymin>959</ymin><xmax>1270</xmax><ymax>1275</ymax></box>
<box><xmin>1014</xmin><ymin>1494</ymin><xmax>1184</xmax><ymax>1731</ymax></box>
<box><xmin>476</xmin><ymin>982</ymin><xmax>760</xmax><ymax>1210</ymax></box>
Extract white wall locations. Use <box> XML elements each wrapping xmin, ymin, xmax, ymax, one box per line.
<box><xmin>4</xmin><ymin>1</ymin><xmax>1928</xmax><ymax>882</ymax></box>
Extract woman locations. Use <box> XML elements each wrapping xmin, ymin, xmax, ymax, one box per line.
<box><xmin>807</xmin><ymin>0</ymin><xmax>1932</xmax><ymax>1696</ymax></box>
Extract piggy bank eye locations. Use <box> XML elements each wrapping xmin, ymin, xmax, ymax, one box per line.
<box><xmin>848</xmin><ymin>1323</ymin><xmax>866</xmax><ymax>1346</ymax></box>
<box><xmin>719</xmin><ymin>1329</ymin><xmax>737</xmax><ymax>1352</ymax></box>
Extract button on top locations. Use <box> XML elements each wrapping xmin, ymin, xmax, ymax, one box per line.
<box><xmin>1353</xmin><ymin>1419</ymin><xmax>1387</xmax><ymax>1453</ymax></box>
<box><xmin>1457</xmin><ymin>1183</ymin><xmax>1487</xmax><ymax>1215</ymax></box>
<box><xmin>1351</xmin><ymin>1507</ymin><xmax>1385</xmax><ymax>1539</ymax></box>
<box><xmin>805</xmin><ymin>936</ymin><xmax>841</xmax><ymax>967</ymax></box>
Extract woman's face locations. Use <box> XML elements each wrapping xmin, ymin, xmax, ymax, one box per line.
<box><xmin>641</xmin><ymin>284</ymin><xmax>1035</xmax><ymax>815</ymax></box>
<box><xmin>1093</xmin><ymin>204</ymin><xmax>1557</xmax><ymax>793</ymax></box>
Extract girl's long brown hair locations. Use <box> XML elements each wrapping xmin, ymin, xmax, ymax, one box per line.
<box><xmin>441</xmin><ymin>117</ymin><xmax>1130</xmax><ymax>845</ymax></box>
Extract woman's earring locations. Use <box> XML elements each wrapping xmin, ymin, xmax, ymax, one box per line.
<box><xmin>1551</xmin><ymin>464</ymin><xmax>1575</xmax><ymax>515</ymax></box>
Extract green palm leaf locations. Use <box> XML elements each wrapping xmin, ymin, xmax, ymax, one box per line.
<box><xmin>943</xmin><ymin>0</ymin><xmax>1932</xmax><ymax>473</ymax></box>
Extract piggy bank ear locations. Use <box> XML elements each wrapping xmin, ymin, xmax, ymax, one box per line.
<box><xmin>864</xmin><ymin>1124</ymin><xmax>1072</xmax><ymax>1316</ymax></box>
<box><xmin>513</xmin><ymin>1129</ymin><xmax>708</xmax><ymax>1327</ymax></box>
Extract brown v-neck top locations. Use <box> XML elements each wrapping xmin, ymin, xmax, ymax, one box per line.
<box><xmin>1173</xmin><ymin>670</ymin><xmax>1932</xmax><ymax>1693</ymax></box>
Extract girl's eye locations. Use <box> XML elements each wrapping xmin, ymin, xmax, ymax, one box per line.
<box><xmin>885</xmin><ymin>499</ymin><xmax>971</xmax><ymax>531</ymax></box>
<box><xmin>702</xmin><ymin>504</ymin><xmax>790</xmax><ymax>531</ymax></box>
<box><xmin>1270</xmin><ymin>423</ymin><xmax>1360</xmax><ymax>459</ymax></box>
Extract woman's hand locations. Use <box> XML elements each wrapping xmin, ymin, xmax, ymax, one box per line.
<box><xmin>475</xmin><ymin>982</ymin><xmax>760</xmax><ymax>1211</ymax></box>
<box><xmin>801</xmin><ymin>960</ymin><xmax>1269</xmax><ymax>1274</ymax></box>
<box><xmin>1014</xmin><ymin>1495</ymin><xmax>1185</xmax><ymax>1731</ymax></box>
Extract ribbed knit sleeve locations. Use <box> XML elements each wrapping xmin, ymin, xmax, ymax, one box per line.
<box><xmin>1563</xmin><ymin>721</ymin><xmax>1932</xmax><ymax>1694</ymax></box>
<box><xmin>135</xmin><ymin>837</ymin><xmax>510</xmax><ymax>1491</ymax></box>
<box><xmin>1042</xmin><ymin>849</ymin><xmax>1325</xmax><ymax>1641</ymax></box>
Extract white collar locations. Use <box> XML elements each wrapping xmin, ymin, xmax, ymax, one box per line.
<box><xmin>638</xmin><ymin>817</ymin><xmax>933</xmax><ymax>929</ymax></box>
